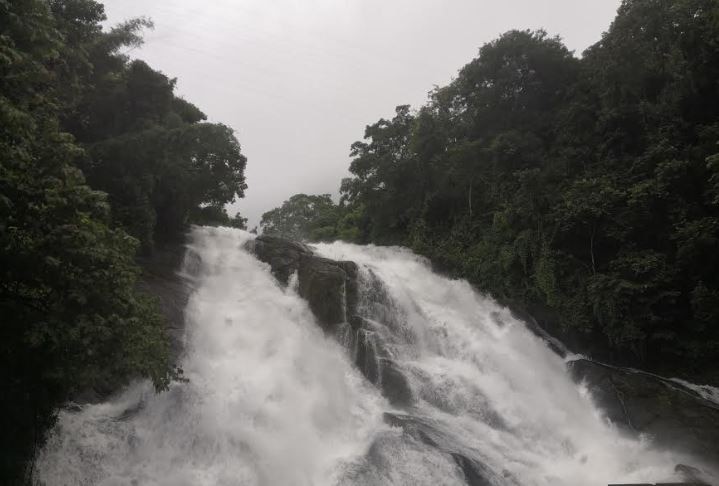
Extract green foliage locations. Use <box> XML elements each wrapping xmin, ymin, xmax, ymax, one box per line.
<box><xmin>85</xmin><ymin>120</ymin><xmax>247</xmax><ymax>249</ymax></box>
<box><xmin>338</xmin><ymin>4</ymin><xmax>719</xmax><ymax>373</ymax></box>
<box><xmin>261</xmin><ymin>193</ymin><xmax>347</xmax><ymax>242</ymax></box>
<box><xmin>189</xmin><ymin>204</ymin><xmax>247</xmax><ymax>229</ymax></box>
<box><xmin>45</xmin><ymin>5</ymin><xmax>247</xmax><ymax>250</ymax></box>
<box><xmin>1</xmin><ymin>0</ymin><xmax>245</xmax><ymax>480</ymax></box>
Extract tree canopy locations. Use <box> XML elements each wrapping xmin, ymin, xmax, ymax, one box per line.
<box><xmin>265</xmin><ymin>1</ymin><xmax>719</xmax><ymax>377</ymax></box>
<box><xmin>0</xmin><ymin>0</ymin><xmax>247</xmax><ymax>480</ymax></box>
<box><xmin>261</xmin><ymin>194</ymin><xmax>338</xmax><ymax>241</ymax></box>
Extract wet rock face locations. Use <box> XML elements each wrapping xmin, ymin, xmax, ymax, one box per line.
<box><xmin>569</xmin><ymin>359</ymin><xmax>719</xmax><ymax>469</ymax></box>
<box><xmin>451</xmin><ymin>453</ymin><xmax>495</xmax><ymax>486</ymax></box>
<box><xmin>344</xmin><ymin>316</ymin><xmax>414</xmax><ymax>408</ymax></box>
<box><xmin>249</xmin><ymin>235</ymin><xmax>416</xmax><ymax>408</ymax></box>
<box><xmin>250</xmin><ymin>235</ymin><xmax>312</xmax><ymax>285</ymax></box>
<box><xmin>251</xmin><ymin>235</ymin><xmax>358</xmax><ymax>332</ymax></box>
<box><xmin>380</xmin><ymin>360</ymin><xmax>414</xmax><ymax>407</ymax></box>
<box><xmin>137</xmin><ymin>241</ymin><xmax>194</xmax><ymax>362</ymax></box>
<box><xmin>297</xmin><ymin>255</ymin><xmax>358</xmax><ymax>332</ymax></box>
<box><xmin>382</xmin><ymin>413</ymin><xmax>512</xmax><ymax>485</ymax></box>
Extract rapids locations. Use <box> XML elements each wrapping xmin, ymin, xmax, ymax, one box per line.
<box><xmin>35</xmin><ymin>227</ymin><xmax>706</xmax><ymax>485</ymax></box>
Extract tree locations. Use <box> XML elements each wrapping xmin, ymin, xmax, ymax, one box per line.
<box><xmin>86</xmin><ymin>119</ymin><xmax>247</xmax><ymax>249</ymax></box>
<box><xmin>0</xmin><ymin>0</ymin><xmax>178</xmax><ymax>480</ymax></box>
<box><xmin>189</xmin><ymin>205</ymin><xmax>248</xmax><ymax>229</ymax></box>
<box><xmin>45</xmin><ymin>8</ymin><xmax>248</xmax><ymax>251</ymax></box>
<box><xmin>1</xmin><ymin>0</ymin><xmax>249</xmax><ymax>479</ymax></box>
<box><xmin>261</xmin><ymin>194</ymin><xmax>340</xmax><ymax>241</ymax></box>
<box><xmin>336</xmin><ymin>3</ymin><xmax>719</xmax><ymax>375</ymax></box>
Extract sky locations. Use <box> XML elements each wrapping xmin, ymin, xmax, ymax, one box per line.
<box><xmin>102</xmin><ymin>0</ymin><xmax>622</xmax><ymax>229</ymax></box>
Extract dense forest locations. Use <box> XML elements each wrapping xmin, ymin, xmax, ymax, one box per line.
<box><xmin>262</xmin><ymin>0</ymin><xmax>719</xmax><ymax>379</ymax></box>
<box><xmin>4</xmin><ymin>0</ymin><xmax>719</xmax><ymax>481</ymax></box>
<box><xmin>0</xmin><ymin>0</ymin><xmax>247</xmax><ymax>481</ymax></box>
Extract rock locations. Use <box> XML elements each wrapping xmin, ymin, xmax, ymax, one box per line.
<box><xmin>249</xmin><ymin>236</ymin><xmax>358</xmax><ymax>332</ymax></box>
<box><xmin>383</xmin><ymin>413</ymin><xmax>440</xmax><ymax>448</ymax></box>
<box><xmin>675</xmin><ymin>463</ymin><xmax>712</xmax><ymax>484</ymax></box>
<box><xmin>249</xmin><ymin>236</ymin><xmax>414</xmax><ymax>406</ymax></box>
<box><xmin>250</xmin><ymin>235</ymin><xmax>312</xmax><ymax>285</ymax></box>
<box><xmin>569</xmin><ymin>358</ymin><xmax>719</xmax><ymax>467</ymax></box>
<box><xmin>451</xmin><ymin>453</ymin><xmax>494</xmax><ymax>486</ymax></box>
<box><xmin>347</xmin><ymin>316</ymin><xmax>389</xmax><ymax>383</ymax></box>
<box><xmin>383</xmin><ymin>413</ymin><xmax>511</xmax><ymax>485</ymax></box>
<box><xmin>346</xmin><ymin>317</ymin><xmax>413</xmax><ymax>407</ymax></box>
<box><xmin>509</xmin><ymin>309</ymin><xmax>569</xmax><ymax>358</ymax></box>
<box><xmin>137</xmin><ymin>240</ymin><xmax>194</xmax><ymax>362</ymax></box>
<box><xmin>297</xmin><ymin>254</ymin><xmax>358</xmax><ymax>332</ymax></box>
<box><xmin>380</xmin><ymin>359</ymin><xmax>414</xmax><ymax>407</ymax></box>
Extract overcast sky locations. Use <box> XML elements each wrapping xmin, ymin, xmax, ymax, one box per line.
<box><xmin>102</xmin><ymin>0</ymin><xmax>622</xmax><ymax>228</ymax></box>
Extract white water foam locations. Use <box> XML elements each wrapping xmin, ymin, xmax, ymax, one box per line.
<box><xmin>313</xmin><ymin>241</ymin><xmax>706</xmax><ymax>485</ymax></box>
<box><xmin>35</xmin><ymin>227</ymin><xmax>386</xmax><ymax>486</ymax></box>
<box><xmin>35</xmin><ymin>229</ymin><xmax>712</xmax><ymax>485</ymax></box>
<box><xmin>670</xmin><ymin>378</ymin><xmax>719</xmax><ymax>407</ymax></box>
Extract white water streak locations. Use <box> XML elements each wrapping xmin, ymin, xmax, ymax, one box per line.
<box><xmin>36</xmin><ymin>227</ymin><xmax>385</xmax><ymax>486</ymax></box>
<box><xmin>313</xmin><ymin>241</ymin><xmax>701</xmax><ymax>485</ymax></box>
<box><xmin>36</xmin><ymin>229</ymin><xmax>709</xmax><ymax>485</ymax></box>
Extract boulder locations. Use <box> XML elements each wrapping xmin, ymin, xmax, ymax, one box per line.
<box><xmin>297</xmin><ymin>254</ymin><xmax>358</xmax><ymax>332</ymax></box>
<box><xmin>675</xmin><ymin>463</ymin><xmax>713</xmax><ymax>484</ymax></box>
<box><xmin>249</xmin><ymin>236</ymin><xmax>358</xmax><ymax>332</ymax></box>
<box><xmin>383</xmin><ymin>413</ymin><xmax>441</xmax><ymax>448</ymax></box>
<box><xmin>383</xmin><ymin>413</ymin><xmax>509</xmax><ymax>485</ymax></box>
<box><xmin>451</xmin><ymin>453</ymin><xmax>496</xmax><ymax>486</ymax></box>
<box><xmin>348</xmin><ymin>316</ymin><xmax>388</xmax><ymax>383</ymax></box>
<box><xmin>346</xmin><ymin>316</ymin><xmax>414</xmax><ymax>407</ymax></box>
<box><xmin>249</xmin><ymin>236</ymin><xmax>414</xmax><ymax>406</ymax></box>
<box><xmin>569</xmin><ymin>358</ymin><xmax>719</xmax><ymax>469</ymax></box>
<box><xmin>137</xmin><ymin>240</ymin><xmax>194</xmax><ymax>362</ymax></box>
<box><xmin>250</xmin><ymin>235</ymin><xmax>312</xmax><ymax>284</ymax></box>
<box><xmin>379</xmin><ymin>359</ymin><xmax>414</xmax><ymax>407</ymax></box>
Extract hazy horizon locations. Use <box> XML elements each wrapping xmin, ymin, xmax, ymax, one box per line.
<box><xmin>102</xmin><ymin>0</ymin><xmax>622</xmax><ymax>228</ymax></box>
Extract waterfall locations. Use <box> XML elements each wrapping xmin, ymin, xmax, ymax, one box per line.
<box><xmin>35</xmin><ymin>227</ymin><xmax>707</xmax><ymax>485</ymax></box>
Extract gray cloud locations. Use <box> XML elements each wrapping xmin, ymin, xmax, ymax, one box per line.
<box><xmin>103</xmin><ymin>0</ymin><xmax>621</xmax><ymax>228</ymax></box>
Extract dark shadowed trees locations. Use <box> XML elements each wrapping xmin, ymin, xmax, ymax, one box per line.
<box><xmin>0</xmin><ymin>0</ymin><xmax>246</xmax><ymax>480</ymax></box>
<box><xmin>261</xmin><ymin>193</ymin><xmax>339</xmax><ymax>241</ymax></box>
<box><xmin>337</xmin><ymin>2</ymin><xmax>719</xmax><ymax>375</ymax></box>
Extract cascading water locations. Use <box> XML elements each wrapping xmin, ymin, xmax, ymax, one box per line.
<box><xmin>35</xmin><ymin>228</ymin><xmax>386</xmax><ymax>486</ymax></box>
<box><xmin>35</xmin><ymin>227</ymin><xmax>711</xmax><ymax>485</ymax></box>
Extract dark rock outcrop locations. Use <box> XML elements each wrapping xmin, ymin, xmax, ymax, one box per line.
<box><xmin>569</xmin><ymin>358</ymin><xmax>719</xmax><ymax>470</ymax></box>
<box><xmin>297</xmin><ymin>254</ymin><xmax>358</xmax><ymax>332</ymax></box>
<box><xmin>383</xmin><ymin>413</ymin><xmax>512</xmax><ymax>485</ymax></box>
<box><xmin>380</xmin><ymin>359</ymin><xmax>414</xmax><ymax>407</ymax></box>
<box><xmin>249</xmin><ymin>235</ymin><xmax>416</xmax><ymax>407</ymax></box>
<box><xmin>451</xmin><ymin>453</ymin><xmax>495</xmax><ymax>486</ymax></box>
<box><xmin>348</xmin><ymin>316</ymin><xmax>388</xmax><ymax>383</ymax></box>
<box><xmin>346</xmin><ymin>316</ymin><xmax>414</xmax><ymax>407</ymax></box>
<box><xmin>383</xmin><ymin>413</ymin><xmax>438</xmax><ymax>447</ymax></box>
<box><xmin>137</xmin><ymin>241</ymin><xmax>193</xmax><ymax>361</ymax></box>
<box><xmin>250</xmin><ymin>235</ymin><xmax>312</xmax><ymax>284</ymax></box>
<box><xmin>251</xmin><ymin>235</ymin><xmax>359</xmax><ymax>332</ymax></box>
<box><xmin>674</xmin><ymin>464</ymin><xmax>713</xmax><ymax>484</ymax></box>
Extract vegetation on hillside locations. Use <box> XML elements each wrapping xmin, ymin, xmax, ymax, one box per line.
<box><xmin>260</xmin><ymin>193</ymin><xmax>360</xmax><ymax>242</ymax></box>
<box><xmin>0</xmin><ymin>0</ymin><xmax>247</xmax><ymax>480</ymax></box>
<box><xmin>4</xmin><ymin>0</ymin><xmax>719</xmax><ymax>480</ymax></box>
<box><xmin>265</xmin><ymin>0</ymin><xmax>719</xmax><ymax>375</ymax></box>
